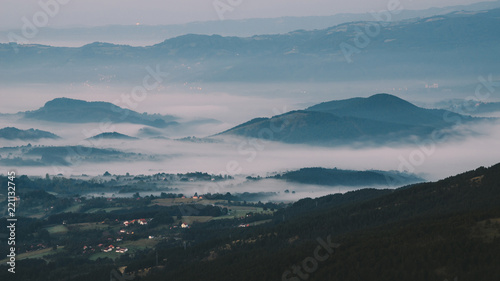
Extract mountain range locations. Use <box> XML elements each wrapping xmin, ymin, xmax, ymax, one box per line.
<box><xmin>2</xmin><ymin>0</ymin><xmax>499</xmax><ymax>46</ymax></box>
<box><xmin>218</xmin><ymin>93</ymin><xmax>478</xmax><ymax>145</ymax></box>
<box><xmin>1</xmin><ymin>8</ymin><xmax>500</xmax><ymax>83</ymax></box>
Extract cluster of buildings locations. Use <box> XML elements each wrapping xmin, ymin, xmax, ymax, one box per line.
<box><xmin>123</xmin><ymin>218</ymin><xmax>148</xmax><ymax>226</ymax></box>
<box><xmin>101</xmin><ymin>244</ymin><xmax>129</xmax><ymax>254</ymax></box>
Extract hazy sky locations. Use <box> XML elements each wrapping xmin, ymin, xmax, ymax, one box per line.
<box><xmin>0</xmin><ymin>0</ymin><xmax>493</xmax><ymax>29</ymax></box>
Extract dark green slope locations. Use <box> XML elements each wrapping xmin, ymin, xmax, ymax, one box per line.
<box><xmin>219</xmin><ymin>109</ymin><xmax>436</xmax><ymax>145</ymax></box>
<box><xmin>219</xmin><ymin>94</ymin><xmax>477</xmax><ymax>145</ymax></box>
<box><xmin>141</xmin><ymin>163</ymin><xmax>500</xmax><ymax>281</ymax></box>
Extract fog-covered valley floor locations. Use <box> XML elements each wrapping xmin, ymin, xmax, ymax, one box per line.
<box><xmin>1</xmin><ymin>80</ymin><xmax>499</xmax><ymax>191</ymax></box>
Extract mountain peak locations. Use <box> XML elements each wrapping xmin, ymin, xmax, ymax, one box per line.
<box><xmin>305</xmin><ymin>94</ymin><xmax>433</xmax><ymax>126</ymax></box>
<box><xmin>44</xmin><ymin>97</ymin><xmax>92</xmax><ymax>108</ymax></box>
<box><xmin>87</xmin><ymin>132</ymin><xmax>138</xmax><ymax>140</ymax></box>
<box><xmin>366</xmin><ymin>93</ymin><xmax>418</xmax><ymax>108</ymax></box>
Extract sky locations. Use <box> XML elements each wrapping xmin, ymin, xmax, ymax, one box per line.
<box><xmin>0</xmin><ymin>0</ymin><xmax>493</xmax><ymax>30</ymax></box>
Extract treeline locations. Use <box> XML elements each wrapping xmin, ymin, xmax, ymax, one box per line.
<box><xmin>46</xmin><ymin>204</ymin><xmax>225</xmax><ymax>225</ymax></box>
<box><xmin>0</xmin><ymin>175</ymin><xmax>106</xmax><ymax>194</ymax></box>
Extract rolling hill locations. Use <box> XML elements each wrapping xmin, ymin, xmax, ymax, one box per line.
<box><xmin>23</xmin><ymin>98</ymin><xmax>177</xmax><ymax>128</ymax></box>
<box><xmin>87</xmin><ymin>132</ymin><xmax>138</xmax><ymax>141</ymax></box>
<box><xmin>218</xmin><ymin>94</ymin><xmax>478</xmax><ymax>145</ymax></box>
<box><xmin>306</xmin><ymin>93</ymin><xmax>470</xmax><ymax>127</ymax></box>
<box><xmin>272</xmin><ymin>167</ymin><xmax>424</xmax><ymax>187</ymax></box>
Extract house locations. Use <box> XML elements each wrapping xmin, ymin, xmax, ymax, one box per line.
<box><xmin>181</xmin><ymin>223</ymin><xmax>189</xmax><ymax>228</ymax></box>
<box><xmin>116</xmin><ymin>248</ymin><xmax>129</xmax><ymax>253</ymax></box>
<box><xmin>138</xmin><ymin>219</ymin><xmax>148</xmax><ymax>225</ymax></box>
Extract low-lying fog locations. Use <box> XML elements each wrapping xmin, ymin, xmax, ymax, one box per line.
<box><xmin>83</xmin><ymin>178</ymin><xmax>386</xmax><ymax>202</ymax></box>
<box><xmin>1</xmin><ymin>81</ymin><xmax>500</xmax><ymax>194</ymax></box>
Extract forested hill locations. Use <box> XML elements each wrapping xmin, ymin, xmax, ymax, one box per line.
<box><xmin>141</xmin><ymin>163</ymin><xmax>500</xmax><ymax>281</ymax></box>
<box><xmin>273</xmin><ymin>167</ymin><xmax>423</xmax><ymax>186</ymax></box>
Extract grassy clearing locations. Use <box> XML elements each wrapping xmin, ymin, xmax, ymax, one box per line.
<box><xmin>85</xmin><ymin>207</ymin><xmax>124</xmax><ymax>213</ymax></box>
<box><xmin>68</xmin><ymin>222</ymin><xmax>112</xmax><ymax>231</ymax></box>
<box><xmin>89</xmin><ymin>251</ymin><xmax>120</xmax><ymax>261</ymax></box>
<box><xmin>89</xmin><ymin>239</ymin><xmax>159</xmax><ymax>261</ymax></box>
<box><xmin>121</xmin><ymin>238</ymin><xmax>158</xmax><ymax>250</ymax></box>
<box><xmin>46</xmin><ymin>224</ymin><xmax>69</xmax><ymax>234</ymax></box>
<box><xmin>471</xmin><ymin>217</ymin><xmax>500</xmax><ymax>242</ymax></box>
<box><xmin>0</xmin><ymin>247</ymin><xmax>65</xmax><ymax>263</ymax></box>
<box><xmin>62</xmin><ymin>203</ymin><xmax>82</xmax><ymax>213</ymax></box>
<box><xmin>152</xmin><ymin>198</ymin><xmax>226</xmax><ymax>206</ymax></box>
<box><xmin>174</xmin><ymin>216</ymin><xmax>213</xmax><ymax>224</ymax></box>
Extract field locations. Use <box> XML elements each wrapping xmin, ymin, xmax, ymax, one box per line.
<box><xmin>152</xmin><ymin>198</ymin><xmax>226</xmax><ymax>206</ymax></box>
<box><xmin>175</xmin><ymin>216</ymin><xmax>213</xmax><ymax>224</ymax></box>
<box><xmin>46</xmin><ymin>225</ymin><xmax>69</xmax><ymax>235</ymax></box>
<box><xmin>89</xmin><ymin>238</ymin><xmax>159</xmax><ymax>261</ymax></box>
<box><xmin>0</xmin><ymin>247</ymin><xmax>65</xmax><ymax>263</ymax></box>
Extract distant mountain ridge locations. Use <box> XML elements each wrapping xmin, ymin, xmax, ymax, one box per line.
<box><xmin>2</xmin><ymin>1</ymin><xmax>499</xmax><ymax>46</ymax></box>
<box><xmin>1</xmin><ymin>8</ymin><xmax>500</xmax><ymax>83</ymax></box>
<box><xmin>218</xmin><ymin>94</ymin><xmax>479</xmax><ymax>145</ymax></box>
<box><xmin>23</xmin><ymin>98</ymin><xmax>177</xmax><ymax>128</ymax></box>
<box><xmin>0</xmin><ymin>127</ymin><xmax>59</xmax><ymax>140</ymax></box>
